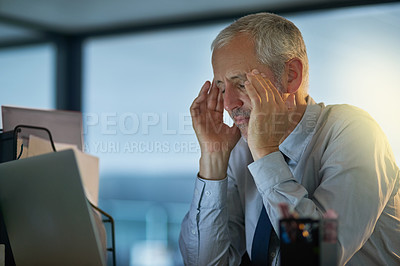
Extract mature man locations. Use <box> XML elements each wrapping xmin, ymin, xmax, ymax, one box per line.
<box><xmin>179</xmin><ymin>12</ymin><xmax>400</xmax><ymax>265</ymax></box>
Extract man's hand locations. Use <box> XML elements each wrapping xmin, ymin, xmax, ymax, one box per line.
<box><xmin>245</xmin><ymin>69</ymin><xmax>290</xmax><ymax>161</ymax></box>
<box><xmin>190</xmin><ymin>81</ymin><xmax>241</xmax><ymax>179</ymax></box>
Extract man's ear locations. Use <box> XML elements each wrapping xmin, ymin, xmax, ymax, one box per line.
<box><xmin>285</xmin><ymin>58</ymin><xmax>303</xmax><ymax>94</ymax></box>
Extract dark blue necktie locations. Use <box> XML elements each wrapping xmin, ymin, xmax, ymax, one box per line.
<box><xmin>251</xmin><ymin>205</ymin><xmax>273</xmax><ymax>265</ymax></box>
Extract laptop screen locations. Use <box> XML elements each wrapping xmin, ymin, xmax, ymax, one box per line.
<box><xmin>0</xmin><ymin>150</ymin><xmax>105</xmax><ymax>266</ymax></box>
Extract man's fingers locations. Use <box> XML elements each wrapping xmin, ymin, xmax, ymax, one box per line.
<box><xmin>207</xmin><ymin>81</ymin><xmax>219</xmax><ymax>110</ymax></box>
<box><xmin>215</xmin><ymin>87</ymin><xmax>224</xmax><ymax>112</ymax></box>
<box><xmin>265</xmin><ymin>79</ymin><xmax>286</xmax><ymax>108</ymax></box>
<box><xmin>254</xmin><ymin>70</ymin><xmax>277</xmax><ymax>103</ymax></box>
<box><xmin>246</xmin><ymin>70</ymin><xmax>273</xmax><ymax>104</ymax></box>
<box><xmin>248</xmin><ymin>70</ymin><xmax>287</xmax><ymax>109</ymax></box>
<box><xmin>253</xmin><ymin>70</ymin><xmax>270</xmax><ymax>92</ymax></box>
<box><xmin>191</xmin><ymin>81</ymin><xmax>211</xmax><ymax>117</ymax></box>
<box><xmin>199</xmin><ymin>81</ymin><xmax>211</xmax><ymax>96</ymax></box>
<box><xmin>190</xmin><ymin>96</ymin><xmax>203</xmax><ymax>117</ymax></box>
<box><xmin>244</xmin><ymin>79</ymin><xmax>262</xmax><ymax>109</ymax></box>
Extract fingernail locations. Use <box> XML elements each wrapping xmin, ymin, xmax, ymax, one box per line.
<box><xmin>260</xmin><ymin>73</ymin><xmax>267</xmax><ymax>78</ymax></box>
<box><xmin>244</xmin><ymin>80</ymin><xmax>250</xmax><ymax>85</ymax></box>
<box><xmin>252</xmin><ymin>69</ymin><xmax>260</xmax><ymax>75</ymax></box>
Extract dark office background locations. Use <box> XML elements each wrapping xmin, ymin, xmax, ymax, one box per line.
<box><xmin>1</xmin><ymin>1</ymin><xmax>400</xmax><ymax>265</ymax></box>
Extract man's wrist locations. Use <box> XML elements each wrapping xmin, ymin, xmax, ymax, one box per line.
<box><xmin>251</xmin><ymin>146</ymin><xmax>280</xmax><ymax>161</ymax></box>
<box><xmin>199</xmin><ymin>151</ymin><xmax>230</xmax><ymax>180</ymax></box>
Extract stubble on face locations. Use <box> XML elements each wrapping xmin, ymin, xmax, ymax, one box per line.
<box><xmin>230</xmin><ymin>107</ymin><xmax>251</xmax><ymax>139</ymax></box>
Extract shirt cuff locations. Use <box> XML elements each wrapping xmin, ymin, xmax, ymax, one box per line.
<box><xmin>248</xmin><ymin>151</ymin><xmax>293</xmax><ymax>195</ymax></box>
<box><xmin>192</xmin><ymin>174</ymin><xmax>227</xmax><ymax>209</ymax></box>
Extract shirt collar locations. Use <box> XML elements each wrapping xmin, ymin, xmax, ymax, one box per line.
<box><xmin>279</xmin><ymin>96</ymin><xmax>323</xmax><ymax>163</ymax></box>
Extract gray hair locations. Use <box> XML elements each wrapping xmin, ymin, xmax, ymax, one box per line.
<box><xmin>211</xmin><ymin>12</ymin><xmax>309</xmax><ymax>90</ymax></box>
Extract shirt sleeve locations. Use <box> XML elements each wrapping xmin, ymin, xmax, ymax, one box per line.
<box><xmin>179</xmin><ymin>174</ymin><xmax>245</xmax><ymax>265</ymax></box>
<box><xmin>248</xmin><ymin>114</ymin><xmax>399</xmax><ymax>265</ymax></box>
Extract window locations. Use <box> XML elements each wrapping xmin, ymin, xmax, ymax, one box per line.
<box><xmin>83</xmin><ymin>24</ymin><xmax>230</xmax><ymax>176</ymax></box>
<box><xmin>0</xmin><ymin>44</ymin><xmax>55</xmax><ymax>128</ymax></box>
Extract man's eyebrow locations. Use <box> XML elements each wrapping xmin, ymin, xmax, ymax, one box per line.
<box><xmin>229</xmin><ymin>74</ymin><xmax>247</xmax><ymax>81</ymax></box>
<box><xmin>215</xmin><ymin>74</ymin><xmax>247</xmax><ymax>84</ymax></box>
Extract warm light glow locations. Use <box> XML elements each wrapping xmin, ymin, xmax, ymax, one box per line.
<box><xmin>290</xmin><ymin>4</ymin><xmax>400</xmax><ymax>167</ymax></box>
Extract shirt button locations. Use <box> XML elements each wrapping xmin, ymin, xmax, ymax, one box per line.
<box><xmin>191</xmin><ymin>229</ymin><xmax>196</xmax><ymax>235</ymax></box>
<box><xmin>205</xmin><ymin>191</ymin><xmax>211</xmax><ymax>196</ymax></box>
<box><xmin>271</xmin><ymin>252</ymin><xmax>276</xmax><ymax>258</ymax></box>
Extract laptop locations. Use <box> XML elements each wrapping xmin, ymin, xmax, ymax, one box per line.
<box><xmin>0</xmin><ymin>149</ymin><xmax>106</xmax><ymax>266</ymax></box>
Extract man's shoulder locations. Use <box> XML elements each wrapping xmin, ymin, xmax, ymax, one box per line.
<box><xmin>324</xmin><ymin>103</ymin><xmax>371</xmax><ymax>117</ymax></box>
<box><xmin>321</xmin><ymin>103</ymin><xmax>377</xmax><ymax>126</ymax></box>
<box><xmin>317</xmin><ymin>103</ymin><xmax>385</xmax><ymax>142</ymax></box>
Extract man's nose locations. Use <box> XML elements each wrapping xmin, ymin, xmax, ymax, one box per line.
<box><xmin>223</xmin><ymin>84</ymin><xmax>243</xmax><ymax>112</ymax></box>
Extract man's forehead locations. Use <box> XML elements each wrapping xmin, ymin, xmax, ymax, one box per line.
<box><xmin>211</xmin><ymin>44</ymin><xmax>257</xmax><ymax>81</ymax></box>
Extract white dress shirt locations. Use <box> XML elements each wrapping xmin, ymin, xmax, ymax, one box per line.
<box><xmin>179</xmin><ymin>98</ymin><xmax>400</xmax><ymax>265</ymax></box>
